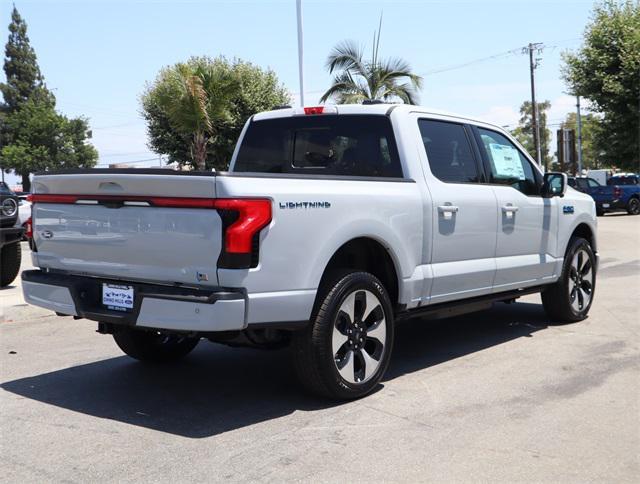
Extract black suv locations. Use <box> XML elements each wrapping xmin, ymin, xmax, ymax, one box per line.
<box><xmin>1</xmin><ymin>181</ymin><xmax>23</xmax><ymax>286</ymax></box>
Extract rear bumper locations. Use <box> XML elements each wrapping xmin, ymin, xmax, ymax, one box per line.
<box><xmin>597</xmin><ymin>199</ymin><xmax>626</xmax><ymax>211</ymax></box>
<box><xmin>21</xmin><ymin>270</ymin><xmax>247</xmax><ymax>332</ymax></box>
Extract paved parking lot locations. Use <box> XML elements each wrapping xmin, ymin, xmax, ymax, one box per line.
<box><xmin>1</xmin><ymin>215</ymin><xmax>639</xmax><ymax>482</ymax></box>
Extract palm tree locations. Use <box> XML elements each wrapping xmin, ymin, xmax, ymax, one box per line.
<box><xmin>320</xmin><ymin>21</ymin><xmax>423</xmax><ymax>105</ymax></box>
<box><xmin>152</xmin><ymin>61</ymin><xmax>237</xmax><ymax>170</ymax></box>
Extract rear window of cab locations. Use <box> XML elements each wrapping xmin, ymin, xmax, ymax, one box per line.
<box><xmin>233</xmin><ymin>115</ymin><xmax>403</xmax><ymax>178</ymax></box>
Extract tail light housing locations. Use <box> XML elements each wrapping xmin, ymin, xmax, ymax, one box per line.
<box><xmin>613</xmin><ymin>186</ymin><xmax>622</xmax><ymax>199</ymax></box>
<box><xmin>24</xmin><ymin>216</ymin><xmax>33</xmax><ymax>239</ymax></box>
<box><xmin>215</xmin><ymin>199</ymin><xmax>272</xmax><ymax>269</ymax></box>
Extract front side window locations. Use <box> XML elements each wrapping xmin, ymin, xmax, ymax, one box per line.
<box><xmin>418</xmin><ymin>119</ymin><xmax>480</xmax><ymax>183</ymax></box>
<box><xmin>587</xmin><ymin>178</ymin><xmax>601</xmax><ymax>188</ymax></box>
<box><xmin>477</xmin><ymin>128</ymin><xmax>540</xmax><ymax>196</ymax></box>
<box><xmin>234</xmin><ymin>115</ymin><xmax>403</xmax><ymax>178</ymax></box>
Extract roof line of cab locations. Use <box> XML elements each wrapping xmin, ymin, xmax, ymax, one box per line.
<box><xmin>251</xmin><ymin>103</ymin><xmax>506</xmax><ymax>133</ymax></box>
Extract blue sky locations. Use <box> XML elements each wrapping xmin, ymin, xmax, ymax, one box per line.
<box><xmin>1</xmin><ymin>0</ymin><xmax>596</xmax><ymax>185</ymax></box>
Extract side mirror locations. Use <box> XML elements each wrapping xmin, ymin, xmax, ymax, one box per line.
<box><xmin>542</xmin><ymin>172</ymin><xmax>568</xmax><ymax>198</ymax></box>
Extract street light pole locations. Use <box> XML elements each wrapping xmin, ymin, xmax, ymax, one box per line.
<box><xmin>527</xmin><ymin>42</ymin><xmax>544</xmax><ymax>169</ymax></box>
<box><xmin>296</xmin><ymin>0</ymin><xmax>305</xmax><ymax>107</ymax></box>
<box><xmin>576</xmin><ymin>95</ymin><xmax>583</xmax><ymax>174</ymax></box>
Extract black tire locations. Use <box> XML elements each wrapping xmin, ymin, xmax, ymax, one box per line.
<box><xmin>626</xmin><ymin>197</ymin><xmax>640</xmax><ymax>215</ymax></box>
<box><xmin>291</xmin><ymin>271</ymin><xmax>394</xmax><ymax>400</ymax></box>
<box><xmin>113</xmin><ymin>327</ymin><xmax>200</xmax><ymax>363</ymax></box>
<box><xmin>0</xmin><ymin>241</ymin><xmax>21</xmax><ymax>287</ymax></box>
<box><xmin>542</xmin><ymin>237</ymin><xmax>596</xmax><ymax>323</ymax></box>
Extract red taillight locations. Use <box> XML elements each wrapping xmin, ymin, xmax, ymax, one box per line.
<box><xmin>613</xmin><ymin>186</ymin><xmax>622</xmax><ymax>199</ymax></box>
<box><xmin>25</xmin><ymin>217</ymin><xmax>32</xmax><ymax>239</ymax></box>
<box><xmin>304</xmin><ymin>106</ymin><xmax>324</xmax><ymax>115</ymax></box>
<box><xmin>213</xmin><ymin>199</ymin><xmax>272</xmax><ymax>254</ymax></box>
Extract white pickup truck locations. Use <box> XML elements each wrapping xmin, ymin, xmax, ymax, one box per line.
<box><xmin>22</xmin><ymin>103</ymin><xmax>598</xmax><ymax>399</ymax></box>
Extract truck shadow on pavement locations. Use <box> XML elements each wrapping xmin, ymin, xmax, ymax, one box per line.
<box><xmin>2</xmin><ymin>302</ymin><xmax>549</xmax><ymax>438</ymax></box>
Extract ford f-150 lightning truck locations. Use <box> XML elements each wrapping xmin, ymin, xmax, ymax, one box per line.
<box><xmin>22</xmin><ymin>104</ymin><xmax>598</xmax><ymax>399</ymax></box>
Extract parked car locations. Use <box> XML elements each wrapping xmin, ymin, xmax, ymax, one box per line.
<box><xmin>22</xmin><ymin>104</ymin><xmax>598</xmax><ymax>399</ymax></box>
<box><xmin>0</xmin><ymin>182</ymin><xmax>23</xmax><ymax>287</ymax></box>
<box><xmin>15</xmin><ymin>193</ymin><xmax>31</xmax><ymax>240</ymax></box>
<box><xmin>568</xmin><ymin>175</ymin><xmax>640</xmax><ymax>216</ymax></box>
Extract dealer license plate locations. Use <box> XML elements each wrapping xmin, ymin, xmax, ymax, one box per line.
<box><xmin>102</xmin><ymin>284</ymin><xmax>134</xmax><ymax>312</ymax></box>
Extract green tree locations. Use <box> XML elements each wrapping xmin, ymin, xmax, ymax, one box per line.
<box><xmin>562</xmin><ymin>0</ymin><xmax>640</xmax><ymax>171</ymax></box>
<box><xmin>511</xmin><ymin>100</ymin><xmax>552</xmax><ymax>167</ymax></box>
<box><xmin>1</xmin><ymin>100</ymin><xmax>98</xmax><ymax>191</ymax></box>
<box><xmin>0</xmin><ymin>6</ymin><xmax>97</xmax><ymax>191</ymax></box>
<box><xmin>141</xmin><ymin>56</ymin><xmax>290</xmax><ymax>171</ymax></box>
<box><xmin>0</xmin><ymin>6</ymin><xmax>52</xmax><ymax>112</ymax></box>
<box><xmin>560</xmin><ymin>112</ymin><xmax>604</xmax><ymax>169</ymax></box>
<box><xmin>320</xmin><ymin>21</ymin><xmax>422</xmax><ymax>104</ymax></box>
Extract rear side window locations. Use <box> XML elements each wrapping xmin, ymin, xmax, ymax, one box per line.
<box><xmin>418</xmin><ymin>119</ymin><xmax>480</xmax><ymax>183</ymax></box>
<box><xmin>233</xmin><ymin>115</ymin><xmax>403</xmax><ymax>178</ymax></box>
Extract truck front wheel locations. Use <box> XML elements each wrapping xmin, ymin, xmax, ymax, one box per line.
<box><xmin>113</xmin><ymin>327</ymin><xmax>200</xmax><ymax>363</ymax></box>
<box><xmin>542</xmin><ymin>237</ymin><xmax>596</xmax><ymax>323</ymax></box>
<box><xmin>0</xmin><ymin>241</ymin><xmax>21</xmax><ymax>287</ymax></box>
<box><xmin>291</xmin><ymin>271</ymin><xmax>394</xmax><ymax>400</ymax></box>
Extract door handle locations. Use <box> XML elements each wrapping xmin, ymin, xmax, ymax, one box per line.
<box><xmin>501</xmin><ymin>205</ymin><xmax>519</xmax><ymax>213</ymax></box>
<box><xmin>438</xmin><ymin>205</ymin><xmax>459</xmax><ymax>219</ymax></box>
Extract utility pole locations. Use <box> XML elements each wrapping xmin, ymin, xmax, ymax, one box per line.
<box><xmin>525</xmin><ymin>43</ymin><xmax>544</xmax><ymax>169</ymax></box>
<box><xmin>576</xmin><ymin>96</ymin><xmax>583</xmax><ymax>174</ymax></box>
<box><xmin>296</xmin><ymin>0</ymin><xmax>305</xmax><ymax>107</ymax></box>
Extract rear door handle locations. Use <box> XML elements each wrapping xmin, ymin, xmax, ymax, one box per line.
<box><xmin>502</xmin><ymin>204</ymin><xmax>519</xmax><ymax>219</ymax></box>
<box><xmin>438</xmin><ymin>205</ymin><xmax>459</xmax><ymax>219</ymax></box>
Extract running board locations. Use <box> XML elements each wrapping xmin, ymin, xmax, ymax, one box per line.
<box><xmin>396</xmin><ymin>285</ymin><xmax>547</xmax><ymax>322</ymax></box>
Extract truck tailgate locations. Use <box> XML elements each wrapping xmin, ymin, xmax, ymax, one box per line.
<box><xmin>31</xmin><ymin>172</ymin><xmax>221</xmax><ymax>286</ymax></box>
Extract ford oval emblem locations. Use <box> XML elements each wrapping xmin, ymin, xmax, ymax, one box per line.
<box><xmin>42</xmin><ymin>230</ymin><xmax>54</xmax><ymax>239</ymax></box>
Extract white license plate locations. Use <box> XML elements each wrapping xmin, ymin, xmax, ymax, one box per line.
<box><xmin>102</xmin><ymin>284</ymin><xmax>134</xmax><ymax>311</ymax></box>
<box><xmin>602</xmin><ymin>203</ymin><xmax>610</xmax><ymax>208</ymax></box>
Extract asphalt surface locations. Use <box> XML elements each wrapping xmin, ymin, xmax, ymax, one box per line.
<box><xmin>1</xmin><ymin>215</ymin><xmax>639</xmax><ymax>483</ymax></box>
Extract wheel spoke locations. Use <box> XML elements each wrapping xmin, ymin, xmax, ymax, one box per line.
<box><xmin>332</xmin><ymin>327</ymin><xmax>348</xmax><ymax>355</ymax></box>
<box><xmin>339</xmin><ymin>292</ymin><xmax>356</xmax><ymax>324</ymax></box>
<box><xmin>570</xmin><ymin>287</ymin><xmax>580</xmax><ymax>311</ymax></box>
<box><xmin>580</xmin><ymin>258</ymin><xmax>592</xmax><ymax>277</ymax></box>
<box><xmin>577</xmin><ymin>286</ymin><xmax>584</xmax><ymax>310</ymax></box>
<box><xmin>362</xmin><ymin>290</ymin><xmax>381</xmax><ymax>323</ymax></box>
<box><xmin>577</xmin><ymin>251</ymin><xmax>584</xmax><ymax>273</ymax></box>
<box><xmin>359</xmin><ymin>348</ymin><xmax>379</xmax><ymax>381</ymax></box>
<box><xmin>367</xmin><ymin>317</ymin><xmax>386</xmax><ymax>346</ymax></box>
<box><xmin>337</xmin><ymin>350</ymin><xmax>355</xmax><ymax>383</ymax></box>
<box><xmin>582</xmin><ymin>279</ymin><xmax>593</xmax><ymax>294</ymax></box>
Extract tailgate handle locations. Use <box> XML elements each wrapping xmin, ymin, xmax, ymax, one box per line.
<box><xmin>98</xmin><ymin>182</ymin><xmax>124</xmax><ymax>192</ymax></box>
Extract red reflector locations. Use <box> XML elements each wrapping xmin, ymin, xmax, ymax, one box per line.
<box><xmin>214</xmin><ymin>199</ymin><xmax>272</xmax><ymax>253</ymax></box>
<box><xmin>25</xmin><ymin>217</ymin><xmax>33</xmax><ymax>239</ymax></box>
<box><xmin>613</xmin><ymin>186</ymin><xmax>622</xmax><ymax>198</ymax></box>
<box><xmin>304</xmin><ymin>106</ymin><xmax>324</xmax><ymax>115</ymax></box>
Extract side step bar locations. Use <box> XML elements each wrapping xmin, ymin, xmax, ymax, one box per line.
<box><xmin>396</xmin><ymin>285</ymin><xmax>548</xmax><ymax>322</ymax></box>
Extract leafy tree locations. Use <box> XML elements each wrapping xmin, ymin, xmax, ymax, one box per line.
<box><xmin>0</xmin><ymin>6</ymin><xmax>97</xmax><ymax>191</ymax></box>
<box><xmin>320</xmin><ymin>23</ymin><xmax>423</xmax><ymax>105</ymax></box>
<box><xmin>1</xmin><ymin>100</ymin><xmax>98</xmax><ymax>191</ymax></box>
<box><xmin>560</xmin><ymin>112</ymin><xmax>604</xmax><ymax>169</ymax></box>
<box><xmin>511</xmin><ymin>100</ymin><xmax>552</xmax><ymax>168</ymax></box>
<box><xmin>141</xmin><ymin>56</ymin><xmax>290</xmax><ymax>171</ymax></box>
<box><xmin>0</xmin><ymin>6</ymin><xmax>52</xmax><ymax>112</ymax></box>
<box><xmin>562</xmin><ymin>0</ymin><xmax>640</xmax><ymax>171</ymax></box>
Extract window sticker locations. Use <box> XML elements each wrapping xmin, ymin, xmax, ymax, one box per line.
<box><xmin>489</xmin><ymin>143</ymin><xmax>525</xmax><ymax>180</ymax></box>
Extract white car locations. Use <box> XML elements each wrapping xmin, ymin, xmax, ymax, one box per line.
<box><xmin>15</xmin><ymin>195</ymin><xmax>31</xmax><ymax>237</ymax></box>
<box><xmin>22</xmin><ymin>103</ymin><xmax>598</xmax><ymax>399</ymax></box>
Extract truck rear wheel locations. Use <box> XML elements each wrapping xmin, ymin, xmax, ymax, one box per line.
<box><xmin>291</xmin><ymin>271</ymin><xmax>394</xmax><ymax>400</ymax></box>
<box><xmin>113</xmin><ymin>327</ymin><xmax>200</xmax><ymax>363</ymax></box>
<box><xmin>542</xmin><ymin>237</ymin><xmax>596</xmax><ymax>323</ymax></box>
<box><xmin>0</xmin><ymin>241</ymin><xmax>21</xmax><ymax>287</ymax></box>
<box><xmin>626</xmin><ymin>197</ymin><xmax>640</xmax><ymax>215</ymax></box>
